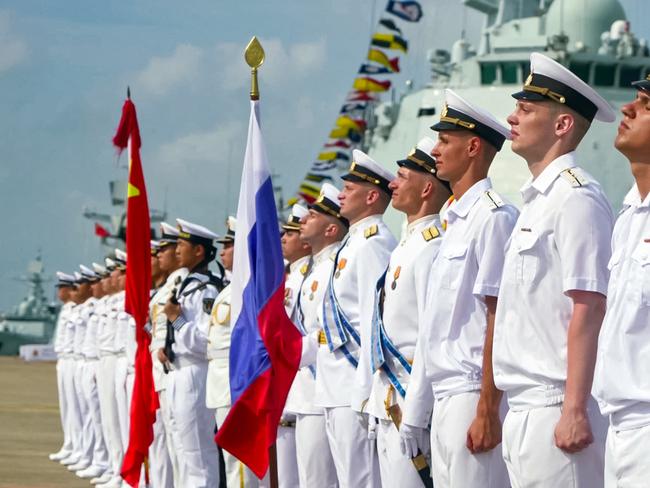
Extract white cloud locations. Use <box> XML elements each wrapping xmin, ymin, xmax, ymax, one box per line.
<box><xmin>215</xmin><ymin>37</ymin><xmax>326</xmax><ymax>90</ymax></box>
<box><xmin>156</xmin><ymin>120</ymin><xmax>244</xmax><ymax>168</ymax></box>
<box><xmin>0</xmin><ymin>11</ymin><xmax>27</xmax><ymax>74</ymax></box>
<box><xmin>134</xmin><ymin>43</ymin><xmax>203</xmax><ymax>96</ymax></box>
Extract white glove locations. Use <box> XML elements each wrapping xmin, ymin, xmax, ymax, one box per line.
<box><xmin>367</xmin><ymin>415</ymin><xmax>378</xmax><ymax>440</ymax></box>
<box><xmin>399</xmin><ymin>423</ymin><xmax>424</xmax><ymax>459</ymax></box>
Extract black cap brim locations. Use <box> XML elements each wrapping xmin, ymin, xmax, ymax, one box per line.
<box><xmin>632</xmin><ymin>80</ymin><xmax>650</xmax><ymax>91</ymax></box>
<box><xmin>341</xmin><ymin>173</ymin><xmax>392</xmax><ymax>195</ymax></box>
<box><xmin>511</xmin><ymin>89</ymin><xmax>547</xmax><ymax>101</ymax></box>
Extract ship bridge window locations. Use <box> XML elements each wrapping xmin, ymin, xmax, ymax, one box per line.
<box><xmin>481</xmin><ymin>63</ymin><xmax>497</xmax><ymax>85</ymax></box>
<box><xmin>569</xmin><ymin>62</ymin><xmax>590</xmax><ymax>83</ymax></box>
<box><xmin>594</xmin><ymin>64</ymin><xmax>615</xmax><ymax>87</ymax></box>
<box><xmin>501</xmin><ymin>62</ymin><xmax>519</xmax><ymax>84</ymax></box>
<box><xmin>620</xmin><ymin>66</ymin><xmax>642</xmax><ymax>88</ymax></box>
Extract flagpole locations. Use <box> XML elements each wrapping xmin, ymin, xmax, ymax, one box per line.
<box><xmin>244</xmin><ymin>36</ymin><xmax>279</xmax><ymax>488</ymax></box>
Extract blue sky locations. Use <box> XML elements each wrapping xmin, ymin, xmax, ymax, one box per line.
<box><xmin>0</xmin><ymin>0</ymin><xmax>648</xmax><ymax>311</ymax></box>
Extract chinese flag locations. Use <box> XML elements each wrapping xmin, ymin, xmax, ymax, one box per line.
<box><xmin>112</xmin><ymin>97</ymin><xmax>157</xmax><ymax>487</ymax></box>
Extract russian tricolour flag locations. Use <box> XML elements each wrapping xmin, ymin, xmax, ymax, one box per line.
<box><xmin>215</xmin><ymin>100</ymin><xmax>302</xmax><ymax>478</ymax></box>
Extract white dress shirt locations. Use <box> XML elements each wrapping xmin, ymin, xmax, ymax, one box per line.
<box><xmin>315</xmin><ymin>215</ymin><xmax>396</xmax><ymax>410</ymax></box>
<box><xmin>593</xmin><ymin>184</ymin><xmax>650</xmax><ymax>430</ymax></box>
<box><xmin>403</xmin><ymin>177</ymin><xmax>518</xmax><ymax>427</ymax></box>
<box><xmin>493</xmin><ymin>152</ymin><xmax>614</xmax><ymax>410</ymax></box>
<box><xmin>366</xmin><ymin>214</ymin><xmax>443</xmax><ymax>421</ymax></box>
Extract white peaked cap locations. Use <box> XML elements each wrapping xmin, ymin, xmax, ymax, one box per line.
<box><xmin>523</xmin><ymin>52</ymin><xmax>616</xmax><ymax>122</ymax></box>
<box><xmin>292</xmin><ymin>204</ymin><xmax>309</xmax><ymax>220</ymax></box>
<box><xmin>160</xmin><ymin>221</ymin><xmax>179</xmax><ymax>237</ymax></box>
<box><xmin>416</xmin><ymin>136</ymin><xmax>437</xmax><ymax>154</ymax></box>
<box><xmin>176</xmin><ymin>218</ymin><xmax>220</xmax><ymax>241</ymax></box>
<box><xmin>320</xmin><ymin>182</ymin><xmax>342</xmax><ymax>203</ymax></box>
<box><xmin>79</xmin><ymin>264</ymin><xmax>98</xmax><ymax>279</ymax></box>
<box><xmin>105</xmin><ymin>257</ymin><xmax>116</xmax><ymax>269</ymax></box>
<box><xmin>92</xmin><ymin>262</ymin><xmax>107</xmax><ymax>275</ymax></box>
<box><xmin>445</xmin><ymin>89</ymin><xmax>511</xmax><ymax>140</ymax></box>
<box><xmin>351</xmin><ymin>149</ymin><xmax>395</xmax><ymax>183</ymax></box>
<box><xmin>115</xmin><ymin>248</ymin><xmax>127</xmax><ymax>263</ymax></box>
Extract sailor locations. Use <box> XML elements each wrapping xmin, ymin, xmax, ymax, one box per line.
<box><xmin>317</xmin><ymin>152</ymin><xmax>397</xmax><ymax>487</ymax></box>
<box><xmin>205</xmin><ymin>216</ymin><xmax>262</xmax><ymax>487</ymax></box>
<box><xmin>163</xmin><ymin>218</ymin><xmax>221</xmax><ymax>488</ymax></box>
<box><xmin>401</xmin><ymin>89</ymin><xmax>517</xmax><ymax>488</ymax></box>
<box><xmin>149</xmin><ymin>222</ymin><xmax>188</xmax><ymax>488</ymax></box>
<box><xmin>112</xmin><ymin>249</ymin><xmax>131</xmax><ymax>449</ymax></box>
<box><xmin>493</xmin><ymin>52</ymin><xmax>615</xmax><ymax>487</ymax></box>
<box><xmin>67</xmin><ymin>270</ymin><xmax>97</xmax><ymax>474</ymax></box>
<box><xmin>290</xmin><ymin>184</ymin><xmax>347</xmax><ymax>487</ymax></box>
<box><xmin>58</xmin><ymin>277</ymin><xmax>84</xmax><ymax>468</ymax></box>
<box><xmin>277</xmin><ymin>204</ymin><xmax>311</xmax><ymax>488</ymax></box>
<box><xmin>94</xmin><ymin>257</ymin><xmax>126</xmax><ymax>488</ymax></box>
<box><xmin>592</xmin><ymin>75</ymin><xmax>650</xmax><ymax>487</ymax></box>
<box><xmin>76</xmin><ymin>264</ymin><xmax>110</xmax><ymax>480</ymax></box>
<box><xmin>366</xmin><ymin>137</ymin><xmax>451</xmax><ymax>487</ymax></box>
<box><xmin>49</xmin><ymin>272</ymin><xmax>76</xmax><ymax>463</ymax></box>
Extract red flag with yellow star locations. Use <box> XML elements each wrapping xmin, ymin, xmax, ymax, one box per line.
<box><xmin>113</xmin><ymin>97</ymin><xmax>157</xmax><ymax>487</ymax></box>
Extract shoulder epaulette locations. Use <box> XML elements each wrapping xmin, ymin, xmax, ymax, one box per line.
<box><xmin>300</xmin><ymin>264</ymin><xmax>309</xmax><ymax>275</ymax></box>
<box><xmin>364</xmin><ymin>224</ymin><xmax>379</xmax><ymax>239</ymax></box>
<box><xmin>560</xmin><ymin>168</ymin><xmax>588</xmax><ymax>187</ymax></box>
<box><xmin>481</xmin><ymin>190</ymin><xmax>504</xmax><ymax>210</ymax></box>
<box><xmin>421</xmin><ymin>225</ymin><xmax>441</xmax><ymax>242</ymax></box>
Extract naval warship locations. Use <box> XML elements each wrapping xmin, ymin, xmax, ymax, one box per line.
<box><xmin>0</xmin><ymin>253</ymin><xmax>58</xmax><ymax>355</ymax></box>
<box><xmin>364</xmin><ymin>0</ymin><xmax>646</xmax><ymax>231</ymax></box>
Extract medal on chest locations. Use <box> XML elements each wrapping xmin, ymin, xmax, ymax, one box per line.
<box><xmin>391</xmin><ymin>266</ymin><xmax>401</xmax><ymax>290</ymax></box>
<box><xmin>335</xmin><ymin>258</ymin><xmax>347</xmax><ymax>279</ymax></box>
<box><xmin>283</xmin><ymin>288</ymin><xmax>292</xmax><ymax>307</ymax></box>
<box><xmin>309</xmin><ymin>280</ymin><xmax>318</xmax><ymax>301</ymax></box>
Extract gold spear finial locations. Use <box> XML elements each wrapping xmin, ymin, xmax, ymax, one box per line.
<box><xmin>244</xmin><ymin>36</ymin><xmax>265</xmax><ymax>100</ymax></box>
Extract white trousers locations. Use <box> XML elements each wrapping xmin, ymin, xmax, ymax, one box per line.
<box><xmin>56</xmin><ymin>358</ymin><xmax>73</xmax><ymax>454</ymax></box>
<box><xmin>604</xmin><ymin>422</ymin><xmax>650</xmax><ymax>488</ymax></box>
<box><xmin>158</xmin><ymin>387</ymin><xmax>182</xmax><ymax>487</ymax></box>
<box><xmin>323</xmin><ymin>406</ymin><xmax>381</xmax><ymax>488</ymax></box>
<box><xmin>276</xmin><ymin>422</ymin><xmax>299</xmax><ymax>488</ymax></box>
<box><xmin>74</xmin><ymin>359</ymin><xmax>95</xmax><ymax>466</ymax></box>
<box><xmin>295</xmin><ymin>414</ymin><xmax>337</xmax><ymax>488</ymax></box>
<box><xmin>168</xmin><ymin>362</ymin><xmax>220</xmax><ymax>488</ymax></box>
<box><xmin>215</xmin><ymin>406</ymin><xmax>264</xmax><ymax>487</ymax></box>
<box><xmin>502</xmin><ymin>400</ymin><xmax>606</xmax><ymax>488</ymax></box>
<box><xmin>377</xmin><ymin>419</ymin><xmax>429</xmax><ymax>487</ymax></box>
<box><xmin>148</xmin><ymin>391</ymin><xmax>174</xmax><ymax>488</ymax></box>
<box><xmin>97</xmin><ymin>354</ymin><xmax>124</xmax><ymax>479</ymax></box>
<box><xmin>431</xmin><ymin>392</ymin><xmax>509</xmax><ymax>488</ymax></box>
<box><xmin>81</xmin><ymin>360</ymin><xmax>109</xmax><ymax>470</ymax></box>
<box><xmin>63</xmin><ymin>358</ymin><xmax>83</xmax><ymax>458</ymax></box>
<box><xmin>114</xmin><ymin>355</ymin><xmax>129</xmax><ymax>449</ymax></box>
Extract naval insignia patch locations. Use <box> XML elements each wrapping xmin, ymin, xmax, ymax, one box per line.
<box><xmin>202</xmin><ymin>298</ymin><xmax>215</xmax><ymax>314</ymax></box>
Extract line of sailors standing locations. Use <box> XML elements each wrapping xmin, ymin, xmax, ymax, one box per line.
<box><xmin>50</xmin><ymin>51</ymin><xmax>650</xmax><ymax>488</ymax></box>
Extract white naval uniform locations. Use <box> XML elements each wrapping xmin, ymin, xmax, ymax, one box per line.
<box><xmin>168</xmin><ymin>271</ymin><xmax>220</xmax><ymax>488</ymax></box>
<box><xmin>60</xmin><ymin>306</ymin><xmax>83</xmax><ymax>464</ymax></box>
<box><xmin>96</xmin><ymin>293</ymin><xmax>125</xmax><ymax>485</ymax></box>
<box><xmin>317</xmin><ymin>215</ymin><xmax>396</xmax><ymax>488</ymax></box>
<box><xmin>149</xmin><ymin>267</ymin><xmax>188</xmax><ymax>488</ymax></box>
<box><xmin>493</xmin><ymin>153</ymin><xmax>613</xmax><ymax>488</ymax></box>
<box><xmin>80</xmin><ymin>299</ymin><xmax>110</xmax><ymax>472</ymax></box>
<box><xmin>112</xmin><ymin>291</ymin><xmax>131</xmax><ymax>450</ymax></box>
<box><xmin>53</xmin><ymin>301</ymin><xmax>74</xmax><ymax>458</ymax></box>
<box><xmin>206</xmin><ymin>281</ymin><xmax>263</xmax><ymax>488</ymax></box>
<box><xmin>366</xmin><ymin>215</ymin><xmax>443</xmax><ymax>487</ymax></box>
<box><xmin>592</xmin><ymin>185</ymin><xmax>650</xmax><ymax>488</ymax></box>
<box><xmin>403</xmin><ymin>178</ymin><xmax>516</xmax><ymax>488</ymax></box>
<box><xmin>72</xmin><ymin>299</ymin><xmax>95</xmax><ymax>468</ymax></box>
<box><xmin>277</xmin><ymin>256</ymin><xmax>309</xmax><ymax>488</ymax></box>
<box><xmin>287</xmin><ymin>245</ymin><xmax>339</xmax><ymax>488</ymax></box>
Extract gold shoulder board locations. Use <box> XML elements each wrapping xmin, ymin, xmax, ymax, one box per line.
<box><xmin>422</xmin><ymin>226</ymin><xmax>441</xmax><ymax>241</ymax></box>
<box><xmin>364</xmin><ymin>224</ymin><xmax>379</xmax><ymax>239</ymax></box>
